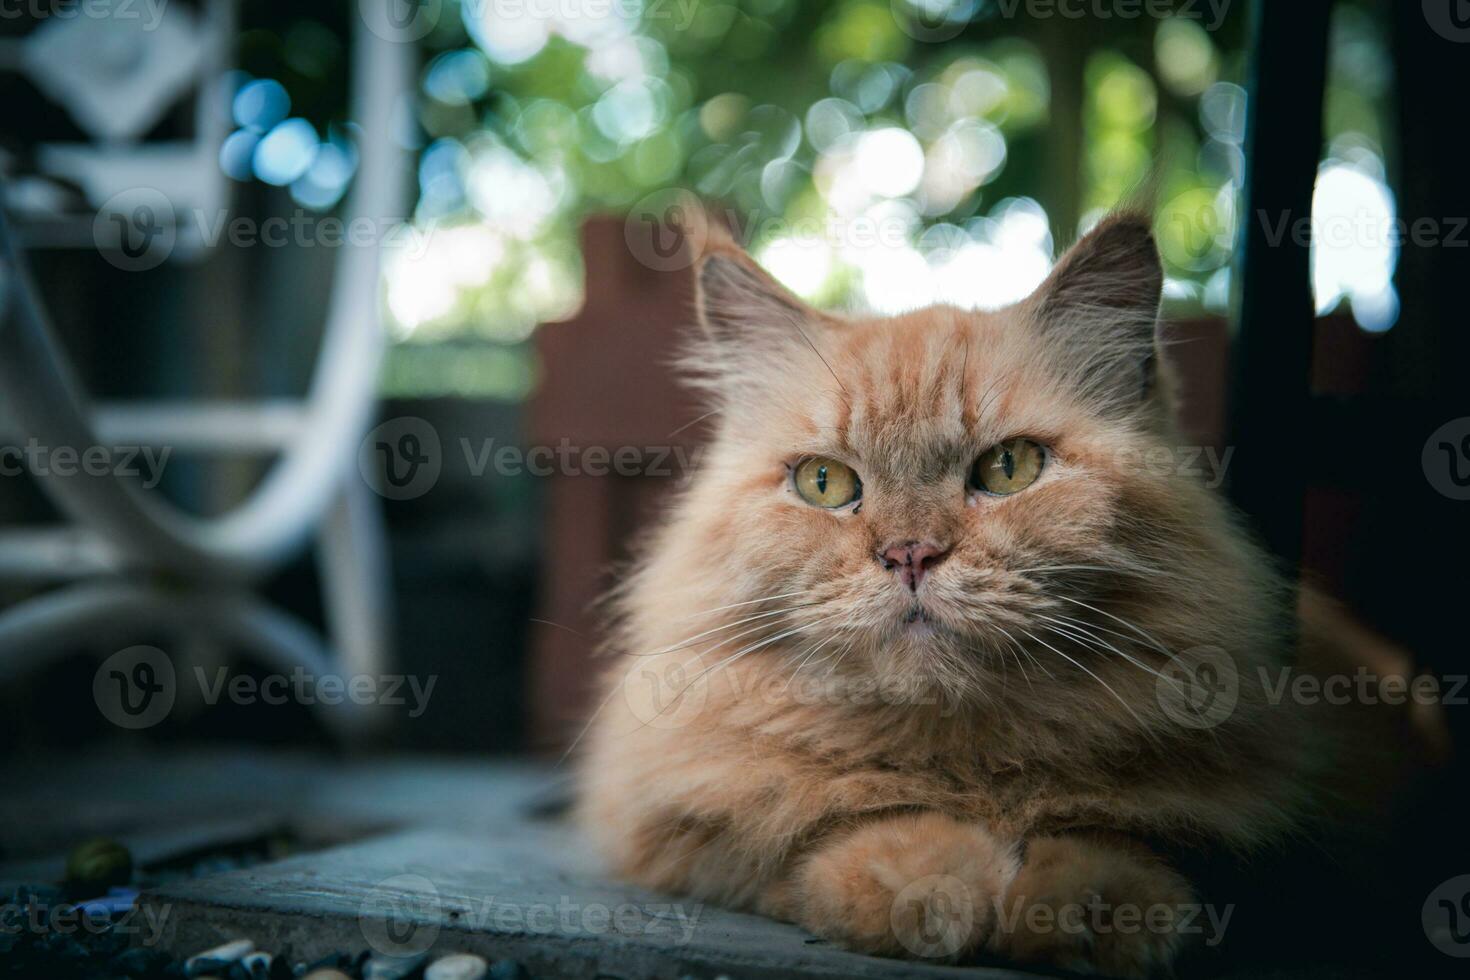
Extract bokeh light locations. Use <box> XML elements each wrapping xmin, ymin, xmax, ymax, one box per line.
<box><xmin>217</xmin><ymin>1</ymin><xmax>1402</xmax><ymax>393</ymax></box>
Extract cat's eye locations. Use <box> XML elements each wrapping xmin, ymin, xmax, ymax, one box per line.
<box><xmin>971</xmin><ymin>439</ymin><xmax>1046</xmax><ymax>496</ymax></box>
<box><xmin>793</xmin><ymin>457</ymin><xmax>862</xmax><ymax>509</ymax></box>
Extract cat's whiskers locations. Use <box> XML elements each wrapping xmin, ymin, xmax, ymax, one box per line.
<box><xmin>627</xmin><ymin>603</ymin><xmax>821</xmax><ymax>658</ymax></box>
<box><xmin>1020</xmin><ymin>627</ymin><xmax>1152</xmax><ymax>731</ymax></box>
<box><xmin>643</xmin><ymin>617</ymin><xmax>837</xmax><ymax>725</ymax></box>
<box><xmin>1045</xmin><ymin>610</ymin><xmax>1163</xmax><ymax>655</ymax></box>
<box><xmin>557</xmin><ymin>680</ymin><xmax>626</xmax><ymax>768</ymax></box>
<box><xmin>1051</xmin><ymin>593</ymin><xmax>1175</xmax><ymax>658</ymax></box>
<box><xmin>994</xmin><ymin>624</ymin><xmax>1055</xmax><ymax>681</ymax></box>
<box><xmin>557</xmin><ymin>606</ymin><xmax>814</xmax><ymax>765</ymax></box>
<box><xmin>779</xmin><ymin>628</ymin><xmax>847</xmax><ymax>695</ymax></box>
<box><xmin>1035</xmin><ymin>618</ymin><xmax>1183</xmax><ymax>692</ymax></box>
<box><xmin>1002</xmin><ymin>640</ymin><xmax>1033</xmax><ymax>691</ymax></box>
<box><xmin>671</xmin><ymin>590</ymin><xmax>814</xmax><ymax>623</ymax></box>
<box><xmin>1010</xmin><ymin>562</ymin><xmax>1165</xmax><ymax>582</ymax></box>
<box><xmin>1043</xmin><ymin>613</ymin><xmax>1190</xmax><ymax>682</ymax></box>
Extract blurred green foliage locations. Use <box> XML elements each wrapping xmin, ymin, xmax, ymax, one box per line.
<box><xmin>235</xmin><ymin>1</ymin><xmax>1398</xmax><ymax>395</ymax></box>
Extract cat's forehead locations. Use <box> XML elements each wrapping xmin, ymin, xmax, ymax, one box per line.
<box><xmin>804</xmin><ymin>305</ymin><xmax>1039</xmax><ymax>472</ymax></box>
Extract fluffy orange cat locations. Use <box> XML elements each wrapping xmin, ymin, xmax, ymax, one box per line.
<box><xmin>577</xmin><ymin>212</ymin><xmax>1421</xmax><ymax>977</ymax></box>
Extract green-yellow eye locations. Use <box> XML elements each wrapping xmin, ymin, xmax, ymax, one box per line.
<box><xmin>794</xmin><ymin>457</ymin><xmax>862</xmax><ymax>508</ymax></box>
<box><xmin>972</xmin><ymin>439</ymin><xmax>1046</xmax><ymax>496</ymax></box>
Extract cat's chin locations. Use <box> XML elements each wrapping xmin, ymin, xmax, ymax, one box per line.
<box><xmin>891</xmin><ymin>598</ymin><xmax>964</xmax><ymax>640</ymax></box>
<box><xmin>899</xmin><ymin>605</ymin><xmax>944</xmax><ymax>639</ymax></box>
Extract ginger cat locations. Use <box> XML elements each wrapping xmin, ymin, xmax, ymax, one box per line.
<box><xmin>577</xmin><ymin>213</ymin><xmax>1423</xmax><ymax>977</ymax></box>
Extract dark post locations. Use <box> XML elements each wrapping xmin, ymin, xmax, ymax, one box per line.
<box><xmin>1226</xmin><ymin>0</ymin><xmax>1334</xmax><ymax>572</ymax></box>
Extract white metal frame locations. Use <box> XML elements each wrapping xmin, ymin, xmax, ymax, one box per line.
<box><xmin>0</xmin><ymin>17</ymin><xmax>411</xmax><ymax>734</ymax></box>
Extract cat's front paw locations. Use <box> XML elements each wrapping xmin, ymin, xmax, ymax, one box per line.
<box><xmin>989</xmin><ymin>835</ymin><xmax>1195</xmax><ymax>979</ymax></box>
<box><xmin>781</xmin><ymin>813</ymin><xmax>1020</xmax><ymax>961</ymax></box>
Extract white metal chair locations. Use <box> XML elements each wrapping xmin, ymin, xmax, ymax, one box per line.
<box><xmin>0</xmin><ymin>7</ymin><xmax>412</xmax><ymax>734</ymax></box>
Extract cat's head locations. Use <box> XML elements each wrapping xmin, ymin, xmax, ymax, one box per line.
<box><xmin>658</xmin><ymin>213</ymin><xmax>1275</xmax><ymax>711</ymax></box>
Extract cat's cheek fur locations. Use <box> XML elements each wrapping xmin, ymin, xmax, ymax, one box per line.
<box><xmin>769</xmin><ymin>813</ymin><xmax>1021</xmax><ymax>961</ymax></box>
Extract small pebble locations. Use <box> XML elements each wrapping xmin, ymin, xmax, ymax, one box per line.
<box><xmin>364</xmin><ymin>954</ymin><xmax>428</xmax><ymax>980</ymax></box>
<box><xmin>64</xmin><ymin>838</ymin><xmax>133</xmax><ymax>891</ymax></box>
<box><xmin>300</xmin><ymin>972</ymin><xmax>353</xmax><ymax>980</ymax></box>
<box><xmin>426</xmin><ymin>953</ymin><xmax>488</xmax><ymax>980</ymax></box>
<box><xmin>186</xmin><ymin>938</ymin><xmax>254</xmax><ymax>976</ymax></box>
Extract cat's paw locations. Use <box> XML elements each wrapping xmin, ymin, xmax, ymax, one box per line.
<box><xmin>782</xmin><ymin>813</ymin><xmax>1019</xmax><ymax>961</ymax></box>
<box><xmin>989</xmin><ymin>835</ymin><xmax>1195</xmax><ymax>979</ymax></box>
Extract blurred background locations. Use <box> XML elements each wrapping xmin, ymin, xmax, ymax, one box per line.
<box><xmin>0</xmin><ymin>0</ymin><xmax>1455</xmax><ymax>759</ymax></box>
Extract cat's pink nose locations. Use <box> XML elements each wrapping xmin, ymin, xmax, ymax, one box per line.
<box><xmin>877</xmin><ymin>541</ymin><xmax>951</xmax><ymax>592</ymax></box>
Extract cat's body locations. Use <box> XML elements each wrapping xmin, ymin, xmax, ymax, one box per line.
<box><xmin>577</xmin><ymin>213</ymin><xmax>1421</xmax><ymax>976</ymax></box>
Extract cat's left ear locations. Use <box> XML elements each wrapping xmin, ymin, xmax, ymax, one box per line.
<box><xmin>686</xmin><ymin>223</ymin><xmax>835</xmax><ymax>399</ymax></box>
<box><xmin>1022</xmin><ymin>212</ymin><xmax>1164</xmax><ymax>414</ymax></box>
<box><xmin>694</xmin><ymin>228</ymin><xmax>828</xmax><ymax>350</ymax></box>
